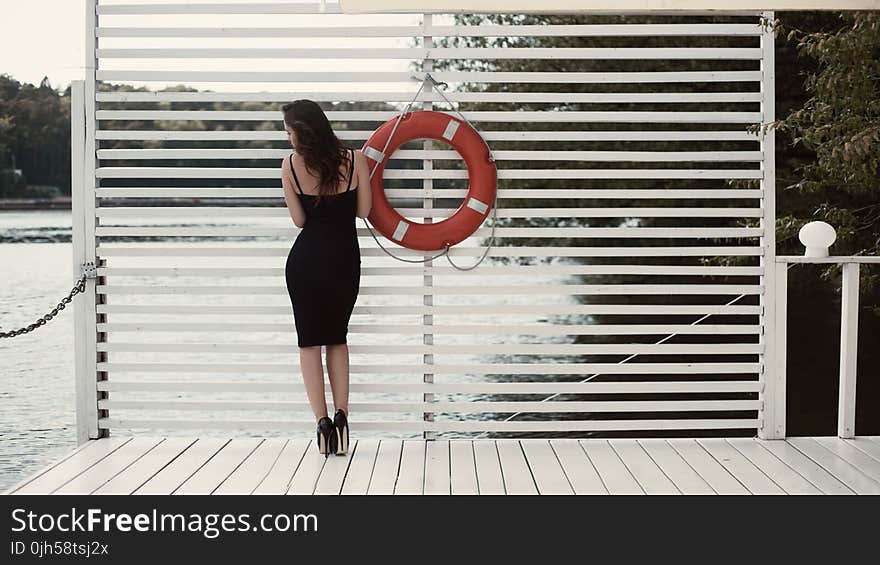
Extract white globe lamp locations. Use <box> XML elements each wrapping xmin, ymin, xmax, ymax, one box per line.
<box><xmin>798</xmin><ymin>221</ymin><xmax>836</xmax><ymax>258</ymax></box>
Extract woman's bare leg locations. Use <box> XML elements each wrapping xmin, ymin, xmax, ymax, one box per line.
<box><xmin>325</xmin><ymin>343</ymin><xmax>350</xmax><ymax>414</ymax></box>
<box><xmin>299</xmin><ymin>345</ymin><xmax>327</xmax><ymax>421</ymax></box>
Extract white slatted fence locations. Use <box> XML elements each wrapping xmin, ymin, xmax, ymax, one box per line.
<box><xmin>74</xmin><ymin>1</ymin><xmax>775</xmax><ymax>439</ymax></box>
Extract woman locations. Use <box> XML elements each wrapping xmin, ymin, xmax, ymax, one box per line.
<box><xmin>281</xmin><ymin>100</ymin><xmax>372</xmax><ymax>458</ymax></box>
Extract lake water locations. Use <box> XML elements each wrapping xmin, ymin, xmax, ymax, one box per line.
<box><xmin>1</xmin><ymin>211</ymin><xmax>80</xmax><ymax>492</ymax></box>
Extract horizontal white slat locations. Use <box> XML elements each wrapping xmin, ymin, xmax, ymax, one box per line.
<box><xmin>97</xmin><ymin>148</ymin><xmax>763</xmax><ymax>161</ymax></box>
<box><xmin>97</xmin><ymin>25</ymin><xmax>427</xmax><ymax>38</ymax></box>
<box><xmin>93</xmin><ymin>188</ymin><xmax>764</xmax><ymax>199</ymax></box>
<box><xmin>98</xmin><ymin>399</ymin><xmax>762</xmax><ymax>413</ymax></box>
<box><xmin>96</xmin><ymin>70</ymin><xmax>764</xmax><ymax>83</ymax></box>
<box><xmin>95</xmin><ymin>343</ymin><xmax>763</xmax><ymax>361</ymax></box>
<box><xmin>97</xmin><ymin>47</ymin><xmax>762</xmax><ymax>60</ymax></box>
<box><xmin>96</xmin><ymin>283</ymin><xmax>762</xmax><ymax>295</ymax></box>
<box><xmin>95</xmin><ymin>245</ymin><xmax>764</xmax><ymax>257</ymax></box>
<box><xmin>94</xmin><ymin>167</ymin><xmax>763</xmax><ymax>180</ymax></box>
<box><xmin>96</xmin><ymin>265</ymin><xmax>763</xmax><ymax>276</ymax></box>
<box><xmin>95</xmin><ymin>207</ymin><xmax>763</xmax><ymax>219</ymax></box>
<box><xmin>95</xmin><ymin>23</ymin><xmax>764</xmax><ymax>38</ymax></box>
<box><xmin>96</xmin><ymin>323</ymin><xmax>764</xmax><ymax>339</ymax></box>
<box><xmin>97</xmin><ymin>3</ymin><xmax>343</xmax><ymax>15</ymax></box>
<box><xmin>95</xmin><ymin>109</ymin><xmax>762</xmax><ymax>123</ymax></box>
<box><xmin>96</xmin><ymin>380</ymin><xmax>763</xmax><ymax>394</ymax></box>
<box><xmin>97</xmin><ymin>418</ymin><xmax>760</xmax><ymax>432</ymax></box>
<box><xmin>95</xmin><ymin>304</ymin><xmax>763</xmax><ymax>316</ymax></box>
<box><xmin>95</xmin><ymin>129</ymin><xmax>762</xmax><ymax>142</ymax></box>
<box><xmin>93</xmin><ymin>227</ymin><xmax>764</xmax><ymax>238</ymax></box>
<box><xmin>96</xmin><ymin>91</ymin><xmax>764</xmax><ymax>104</ymax></box>
<box><xmin>776</xmin><ymin>255</ymin><xmax>880</xmax><ymax>264</ymax></box>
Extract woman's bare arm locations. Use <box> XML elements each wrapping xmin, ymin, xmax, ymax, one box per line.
<box><xmin>354</xmin><ymin>149</ymin><xmax>372</xmax><ymax>219</ymax></box>
<box><xmin>281</xmin><ymin>155</ymin><xmax>306</xmax><ymax>228</ymax></box>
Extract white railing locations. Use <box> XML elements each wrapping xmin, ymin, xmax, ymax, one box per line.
<box><xmin>765</xmin><ymin>223</ymin><xmax>878</xmax><ymax>440</ymax></box>
<box><xmin>73</xmin><ymin>1</ymin><xmax>777</xmax><ymax>440</ymax></box>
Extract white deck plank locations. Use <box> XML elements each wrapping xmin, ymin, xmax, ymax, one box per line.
<box><xmin>520</xmin><ymin>439</ymin><xmax>573</xmax><ymax>494</ymax></box>
<box><xmin>844</xmin><ymin>437</ymin><xmax>880</xmax><ymax>463</ymax></box>
<box><xmin>314</xmin><ymin>440</ymin><xmax>358</xmax><ymax>495</ymax></box>
<box><xmin>12</xmin><ymin>436</ymin><xmax>133</xmax><ymax>495</ymax></box>
<box><xmin>786</xmin><ymin>437</ymin><xmax>880</xmax><ymax>494</ymax></box>
<box><xmin>4</xmin><ymin>439</ymin><xmax>102</xmax><ymax>494</ymax></box>
<box><xmin>610</xmin><ymin>439</ymin><xmax>680</xmax><ymax>494</ymax></box>
<box><xmin>368</xmin><ymin>439</ymin><xmax>402</xmax><ymax>495</ymax></box>
<box><xmin>473</xmin><ymin>440</ymin><xmax>505</xmax><ymax>495</ymax></box>
<box><xmin>93</xmin><ymin>438</ymin><xmax>198</xmax><ymax>495</ymax></box>
<box><xmin>175</xmin><ymin>438</ymin><xmax>263</xmax><ymax>495</ymax></box>
<box><xmin>810</xmin><ymin>437</ymin><xmax>880</xmax><ymax>485</ymax></box>
<box><xmin>450</xmin><ymin>440</ymin><xmax>479</xmax><ymax>495</ymax></box>
<box><xmin>135</xmin><ymin>438</ymin><xmax>229</xmax><ymax>495</ymax></box>
<box><xmin>666</xmin><ymin>438</ymin><xmax>749</xmax><ymax>494</ymax></box>
<box><xmin>579</xmin><ymin>439</ymin><xmax>643</xmax><ymax>494</ymax></box>
<box><xmin>550</xmin><ymin>439</ymin><xmax>608</xmax><ymax>494</ymax></box>
<box><xmin>637</xmin><ymin>439</ymin><xmax>715</xmax><ymax>494</ymax></box>
<box><xmin>756</xmin><ymin>439</ymin><xmax>853</xmax><ymax>494</ymax></box>
<box><xmin>340</xmin><ymin>439</ymin><xmax>379</xmax><ymax>495</ymax></box>
<box><xmin>696</xmin><ymin>439</ymin><xmax>785</xmax><ymax>494</ymax></box>
<box><xmin>726</xmin><ymin>438</ymin><xmax>821</xmax><ymax>494</ymax></box>
<box><xmin>287</xmin><ymin>441</ymin><xmax>329</xmax><ymax>495</ymax></box>
<box><xmin>496</xmin><ymin>440</ymin><xmax>538</xmax><ymax>495</ymax></box>
<box><xmin>395</xmin><ymin>440</ymin><xmax>426</xmax><ymax>494</ymax></box>
<box><xmin>54</xmin><ymin>437</ymin><xmax>165</xmax><ymax>494</ymax></box>
<box><xmin>252</xmin><ymin>439</ymin><xmax>309</xmax><ymax>494</ymax></box>
<box><xmin>215</xmin><ymin>438</ymin><xmax>289</xmax><ymax>495</ymax></box>
<box><xmin>424</xmin><ymin>440</ymin><xmax>451</xmax><ymax>495</ymax></box>
<box><xmin>13</xmin><ymin>436</ymin><xmax>880</xmax><ymax>496</ymax></box>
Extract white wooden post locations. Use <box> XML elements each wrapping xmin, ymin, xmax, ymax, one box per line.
<box><xmin>838</xmin><ymin>262</ymin><xmax>860</xmax><ymax>438</ymax></box>
<box><xmin>422</xmin><ymin>13</ymin><xmax>436</xmax><ymax>440</ymax></box>
<box><xmin>767</xmin><ymin>261</ymin><xmax>787</xmax><ymax>439</ymax></box>
<box><xmin>757</xmin><ymin>10</ymin><xmax>781</xmax><ymax>439</ymax></box>
<box><xmin>73</xmin><ymin>0</ymin><xmax>101</xmax><ymax>442</ymax></box>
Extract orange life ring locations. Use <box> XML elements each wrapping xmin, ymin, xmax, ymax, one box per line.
<box><xmin>362</xmin><ymin>110</ymin><xmax>497</xmax><ymax>252</ymax></box>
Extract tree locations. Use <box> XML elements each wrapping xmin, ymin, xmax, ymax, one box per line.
<box><xmin>756</xmin><ymin>11</ymin><xmax>880</xmax><ymax>313</ymax></box>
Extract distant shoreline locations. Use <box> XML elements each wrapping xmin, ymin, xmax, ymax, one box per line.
<box><xmin>0</xmin><ymin>197</ymin><xmax>72</xmax><ymax>210</ymax></box>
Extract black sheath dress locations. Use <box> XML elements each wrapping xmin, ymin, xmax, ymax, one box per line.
<box><xmin>285</xmin><ymin>148</ymin><xmax>361</xmax><ymax>347</ymax></box>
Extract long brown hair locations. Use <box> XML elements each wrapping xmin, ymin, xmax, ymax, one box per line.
<box><xmin>282</xmin><ymin>100</ymin><xmax>350</xmax><ymax>206</ymax></box>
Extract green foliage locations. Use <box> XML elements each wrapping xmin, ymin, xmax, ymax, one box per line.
<box><xmin>752</xmin><ymin>12</ymin><xmax>879</xmax><ymax>310</ymax></box>
<box><xmin>0</xmin><ymin>73</ymin><xmax>70</xmax><ymax>196</ymax></box>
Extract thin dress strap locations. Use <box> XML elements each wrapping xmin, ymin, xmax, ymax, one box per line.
<box><xmin>346</xmin><ymin>148</ymin><xmax>355</xmax><ymax>192</ymax></box>
<box><xmin>289</xmin><ymin>153</ymin><xmax>304</xmax><ymax>195</ymax></box>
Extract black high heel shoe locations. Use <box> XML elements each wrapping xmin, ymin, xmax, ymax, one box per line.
<box><xmin>333</xmin><ymin>408</ymin><xmax>349</xmax><ymax>456</ymax></box>
<box><xmin>316</xmin><ymin>416</ymin><xmax>336</xmax><ymax>459</ymax></box>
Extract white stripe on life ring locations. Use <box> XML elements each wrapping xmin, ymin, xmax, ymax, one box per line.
<box><xmin>442</xmin><ymin>119</ymin><xmax>460</xmax><ymax>141</ymax></box>
<box><xmin>467</xmin><ymin>197</ymin><xmax>489</xmax><ymax>215</ymax></box>
<box><xmin>364</xmin><ymin>146</ymin><xmax>385</xmax><ymax>162</ymax></box>
<box><xmin>392</xmin><ymin>220</ymin><xmax>409</xmax><ymax>242</ymax></box>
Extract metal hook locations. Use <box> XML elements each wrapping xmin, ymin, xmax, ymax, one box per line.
<box><xmin>424</xmin><ymin>72</ymin><xmax>449</xmax><ymax>90</ymax></box>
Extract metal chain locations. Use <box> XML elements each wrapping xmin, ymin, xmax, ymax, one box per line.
<box><xmin>360</xmin><ymin>72</ymin><xmax>500</xmax><ymax>270</ymax></box>
<box><xmin>0</xmin><ymin>262</ymin><xmax>96</xmax><ymax>339</ymax></box>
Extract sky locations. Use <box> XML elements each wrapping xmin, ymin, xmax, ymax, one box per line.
<box><xmin>0</xmin><ymin>1</ymin><xmax>434</xmax><ymax>94</ymax></box>
<box><xmin>0</xmin><ymin>1</ymin><xmax>88</xmax><ymax>91</ymax></box>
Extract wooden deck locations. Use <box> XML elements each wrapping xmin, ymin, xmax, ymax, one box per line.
<box><xmin>5</xmin><ymin>436</ymin><xmax>880</xmax><ymax>495</ymax></box>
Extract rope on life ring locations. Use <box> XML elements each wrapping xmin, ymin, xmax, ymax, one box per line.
<box><xmin>363</xmin><ymin>110</ymin><xmax>497</xmax><ymax>252</ymax></box>
<box><xmin>362</xmin><ymin>73</ymin><xmax>498</xmax><ymax>271</ymax></box>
